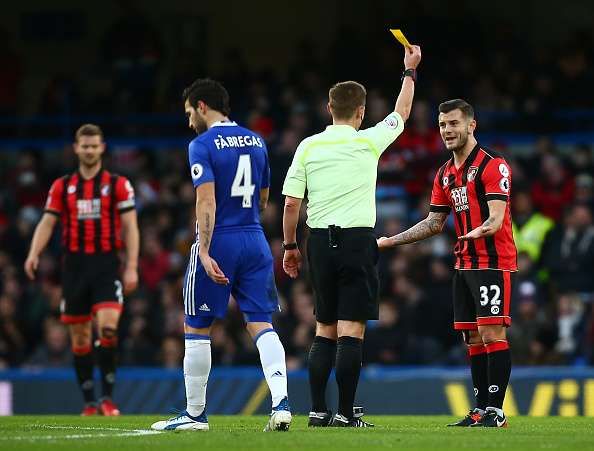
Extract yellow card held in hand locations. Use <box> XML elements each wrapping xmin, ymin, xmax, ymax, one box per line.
<box><xmin>389</xmin><ymin>29</ymin><xmax>412</xmax><ymax>48</ymax></box>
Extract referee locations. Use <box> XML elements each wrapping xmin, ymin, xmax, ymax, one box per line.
<box><xmin>282</xmin><ymin>44</ymin><xmax>422</xmax><ymax>427</ymax></box>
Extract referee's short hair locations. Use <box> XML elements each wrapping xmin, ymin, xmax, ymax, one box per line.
<box><xmin>329</xmin><ymin>81</ymin><xmax>367</xmax><ymax>120</ymax></box>
<box><xmin>438</xmin><ymin>99</ymin><xmax>474</xmax><ymax>119</ymax></box>
<box><xmin>183</xmin><ymin>78</ymin><xmax>231</xmax><ymax>116</ymax></box>
<box><xmin>75</xmin><ymin>124</ymin><xmax>103</xmax><ymax>142</ymax></box>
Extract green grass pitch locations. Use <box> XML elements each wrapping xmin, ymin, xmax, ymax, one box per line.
<box><xmin>1</xmin><ymin>415</ymin><xmax>593</xmax><ymax>450</ymax></box>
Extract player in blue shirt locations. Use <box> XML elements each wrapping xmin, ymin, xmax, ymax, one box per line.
<box><xmin>151</xmin><ymin>79</ymin><xmax>291</xmax><ymax>432</ymax></box>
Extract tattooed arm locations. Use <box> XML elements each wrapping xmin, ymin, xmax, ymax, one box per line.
<box><xmin>377</xmin><ymin>211</ymin><xmax>449</xmax><ymax>249</ymax></box>
<box><xmin>196</xmin><ymin>182</ymin><xmax>229</xmax><ymax>285</ymax></box>
<box><xmin>259</xmin><ymin>187</ymin><xmax>269</xmax><ymax>212</ymax></box>
<box><xmin>459</xmin><ymin>199</ymin><xmax>506</xmax><ymax>241</ymax></box>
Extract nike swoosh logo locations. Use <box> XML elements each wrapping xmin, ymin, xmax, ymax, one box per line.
<box><xmin>496</xmin><ymin>418</ymin><xmax>506</xmax><ymax>427</ymax></box>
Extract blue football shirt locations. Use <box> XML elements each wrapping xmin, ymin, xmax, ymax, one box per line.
<box><xmin>188</xmin><ymin>121</ymin><xmax>270</xmax><ymax>233</ymax></box>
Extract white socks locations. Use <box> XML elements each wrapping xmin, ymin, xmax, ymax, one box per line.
<box><xmin>255</xmin><ymin>329</ymin><xmax>288</xmax><ymax>408</ymax></box>
<box><xmin>184</xmin><ymin>335</ymin><xmax>211</xmax><ymax>417</ymax></box>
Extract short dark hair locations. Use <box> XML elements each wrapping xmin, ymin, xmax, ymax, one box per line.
<box><xmin>75</xmin><ymin>123</ymin><xmax>103</xmax><ymax>142</ymax></box>
<box><xmin>328</xmin><ymin>81</ymin><xmax>367</xmax><ymax>120</ymax></box>
<box><xmin>438</xmin><ymin>99</ymin><xmax>474</xmax><ymax>119</ymax></box>
<box><xmin>182</xmin><ymin>78</ymin><xmax>230</xmax><ymax>116</ymax></box>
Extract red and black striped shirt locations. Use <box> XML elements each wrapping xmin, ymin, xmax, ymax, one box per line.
<box><xmin>44</xmin><ymin>169</ymin><xmax>135</xmax><ymax>254</ymax></box>
<box><xmin>429</xmin><ymin>144</ymin><xmax>517</xmax><ymax>271</ymax></box>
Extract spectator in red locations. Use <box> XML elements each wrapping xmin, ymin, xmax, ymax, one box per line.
<box><xmin>531</xmin><ymin>154</ymin><xmax>575</xmax><ymax>221</ymax></box>
<box><xmin>139</xmin><ymin>231</ymin><xmax>171</xmax><ymax>291</ymax></box>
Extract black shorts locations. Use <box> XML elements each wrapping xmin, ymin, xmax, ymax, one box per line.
<box><xmin>306</xmin><ymin>227</ymin><xmax>379</xmax><ymax>323</ymax></box>
<box><xmin>453</xmin><ymin>269</ymin><xmax>515</xmax><ymax>330</ymax></box>
<box><xmin>60</xmin><ymin>253</ymin><xmax>124</xmax><ymax>324</ymax></box>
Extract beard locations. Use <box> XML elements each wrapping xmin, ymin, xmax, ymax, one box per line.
<box><xmin>193</xmin><ymin>117</ymin><xmax>207</xmax><ymax>134</ymax></box>
<box><xmin>448</xmin><ymin>133</ymin><xmax>468</xmax><ymax>153</ymax></box>
<box><xmin>80</xmin><ymin>154</ymin><xmax>101</xmax><ymax>168</ymax></box>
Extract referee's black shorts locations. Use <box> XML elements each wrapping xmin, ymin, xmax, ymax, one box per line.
<box><xmin>306</xmin><ymin>227</ymin><xmax>379</xmax><ymax>324</ymax></box>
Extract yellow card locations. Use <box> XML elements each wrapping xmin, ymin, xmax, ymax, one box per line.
<box><xmin>389</xmin><ymin>29</ymin><xmax>412</xmax><ymax>48</ymax></box>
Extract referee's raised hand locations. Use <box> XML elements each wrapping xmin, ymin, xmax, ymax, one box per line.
<box><xmin>404</xmin><ymin>44</ymin><xmax>422</xmax><ymax>69</ymax></box>
<box><xmin>283</xmin><ymin>248</ymin><xmax>302</xmax><ymax>279</ymax></box>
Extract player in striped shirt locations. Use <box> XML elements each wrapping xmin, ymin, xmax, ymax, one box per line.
<box><xmin>378</xmin><ymin>99</ymin><xmax>517</xmax><ymax>428</ymax></box>
<box><xmin>25</xmin><ymin>124</ymin><xmax>139</xmax><ymax>416</ymax></box>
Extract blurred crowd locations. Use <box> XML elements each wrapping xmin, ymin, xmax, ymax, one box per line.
<box><xmin>1</xmin><ymin>7</ymin><xmax>594</xmax><ymax>370</ymax></box>
<box><xmin>1</xmin><ymin>122</ymin><xmax>593</xmax><ymax>370</ymax></box>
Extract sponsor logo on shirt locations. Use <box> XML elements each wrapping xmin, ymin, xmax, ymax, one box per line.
<box><xmin>383</xmin><ymin>114</ymin><xmax>399</xmax><ymax>129</ymax></box>
<box><xmin>451</xmin><ymin>186</ymin><xmax>469</xmax><ymax>212</ymax></box>
<box><xmin>76</xmin><ymin>199</ymin><xmax>101</xmax><ymax>220</ymax></box>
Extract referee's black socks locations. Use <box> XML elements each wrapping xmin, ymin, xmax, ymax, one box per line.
<box><xmin>485</xmin><ymin>340</ymin><xmax>511</xmax><ymax>410</ymax></box>
<box><xmin>335</xmin><ymin>336</ymin><xmax>363</xmax><ymax>419</ymax></box>
<box><xmin>308</xmin><ymin>335</ymin><xmax>337</xmax><ymax>412</ymax></box>
<box><xmin>73</xmin><ymin>345</ymin><xmax>96</xmax><ymax>404</ymax></box>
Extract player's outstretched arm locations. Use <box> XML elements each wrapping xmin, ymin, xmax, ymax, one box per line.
<box><xmin>282</xmin><ymin>195</ymin><xmax>303</xmax><ymax>278</ymax></box>
<box><xmin>377</xmin><ymin>211</ymin><xmax>448</xmax><ymax>249</ymax></box>
<box><xmin>195</xmin><ymin>183</ymin><xmax>229</xmax><ymax>285</ymax></box>
<box><xmin>394</xmin><ymin>45</ymin><xmax>422</xmax><ymax>122</ymax></box>
<box><xmin>459</xmin><ymin>199</ymin><xmax>506</xmax><ymax>241</ymax></box>
<box><xmin>24</xmin><ymin>213</ymin><xmax>58</xmax><ymax>280</ymax></box>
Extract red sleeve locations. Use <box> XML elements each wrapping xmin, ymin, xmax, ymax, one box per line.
<box><xmin>482</xmin><ymin>158</ymin><xmax>511</xmax><ymax>201</ymax></box>
<box><xmin>115</xmin><ymin>176</ymin><xmax>135</xmax><ymax>212</ymax></box>
<box><xmin>44</xmin><ymin>178</ymin><xmax>64</xmax><ymax>215</ymax></box>
<box><xmin>429</xmin><ymin>170</ymin><xmax>451</xmax><ymax>213</ymax></box>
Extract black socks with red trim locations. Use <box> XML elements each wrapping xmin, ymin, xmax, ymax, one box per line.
<box><xmin>485</xmin><ymin>340</ymin><xmax>511</xmax><ymax>409</ymax></box>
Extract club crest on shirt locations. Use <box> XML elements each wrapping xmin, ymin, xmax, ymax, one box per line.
<box><xmin>101</xmin><ymin>185</ymin><xmax>110</xmax><ymax>196</ymax></box>
<box><xmin>467</xmin><ymin>166</ymin><xmax>478</xmax><ymax>182</ymax></box>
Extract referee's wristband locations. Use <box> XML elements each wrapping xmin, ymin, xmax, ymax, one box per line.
<box><xmin>402</xmin><ymin>68</ymin><xmax>417</xmax><ymax>83</ymax></box>
<box><xmin>282</xmin><ymin>242</ymin><xmax>298</xmax><ymax>251</ymax></box>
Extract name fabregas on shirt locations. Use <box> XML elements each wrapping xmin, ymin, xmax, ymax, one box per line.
<box><xmin>213</xmin><ymin>134</ymin><xmax>264</xmax><ymax>150</ymax></box>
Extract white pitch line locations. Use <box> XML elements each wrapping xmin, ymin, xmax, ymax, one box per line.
<box><xmin>0</xmin><ymin>426</ymin><xmax>162</xmax><ymax>441</ymax></box>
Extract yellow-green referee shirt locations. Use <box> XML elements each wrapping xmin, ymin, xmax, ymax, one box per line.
<box><xmin>282</xmin><ymin>112</ymin><xmax>405</xmax><ymax>229</ymax></box>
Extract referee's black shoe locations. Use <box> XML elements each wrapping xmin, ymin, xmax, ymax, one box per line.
<box><xmin>329</xmin><ymin>412</ymin><xmax>374</xmax><ymax>428</ymax></box>
<box><xmin>308</xmin><ymin>410</ymin><xmax>332</xmax><ymax>427</ymax></box>
<box><xmin>471</xmin><ymin>409</ymin><xmax>508</xmax><ymax>428</ymax></box>
<box><xmin>447</xmin><ymin>408</ymin><xmax>484</xmax><ymax>427</ymax></box>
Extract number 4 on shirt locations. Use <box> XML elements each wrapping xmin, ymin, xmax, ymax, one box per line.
<box><xmin>231</xmin><ymin>154</ymin><xmax>255</xmax><ymax>208</ymax></box>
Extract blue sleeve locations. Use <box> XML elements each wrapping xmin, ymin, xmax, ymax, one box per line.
<box><xmin>188</xmin><ymin>140</ymin><xmax>214</xmax><ymax>188</ymax></box>
<box><xmin>261</xmin><ymin>146</ymin><xmax>270</xmax><ymax>189</ymax></box>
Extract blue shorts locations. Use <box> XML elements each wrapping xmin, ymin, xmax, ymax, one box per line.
<box><xmin>183</xmin><ymin>230</ymin><xmax>279</xmax><ymax>328</ymax></box>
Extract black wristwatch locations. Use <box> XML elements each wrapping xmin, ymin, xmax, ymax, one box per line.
<box><xmin>282</xmin><ymin>242</ymin><xmax>298</xmax><ymax>251</ymax></box>
<box><xmin>402</xmin><ymin>68</ymin><xmax>417</xmax><ymax>83</ymax></box>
